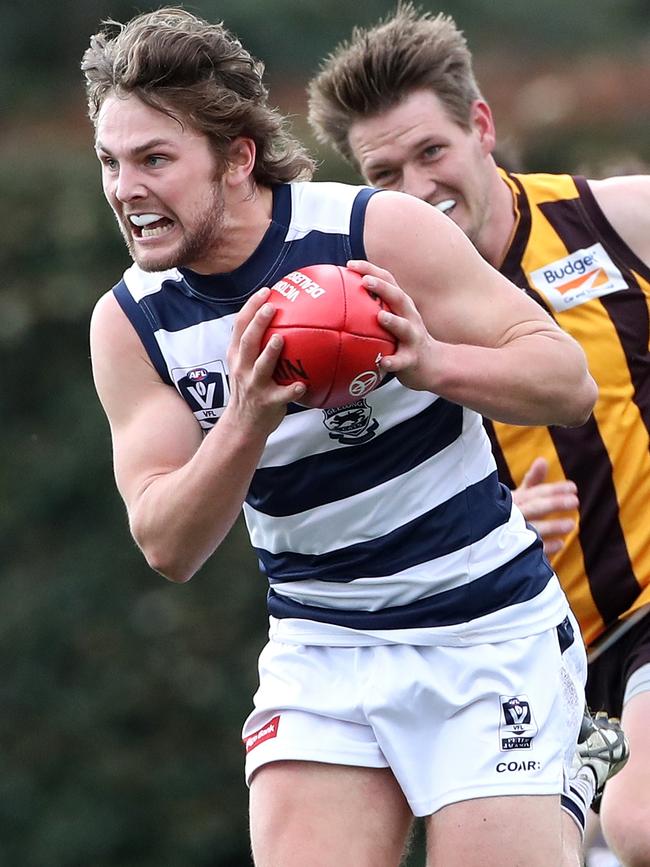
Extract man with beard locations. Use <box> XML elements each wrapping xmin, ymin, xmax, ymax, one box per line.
<box><xmin>82</xmin><ymin>8</ymin><xmax>598</xmax><ymax>866</ymax></box>
<box><xmin>307</xmin><ymin>5</ymin><xmax>646</xmax><ymax>865</ymax></box>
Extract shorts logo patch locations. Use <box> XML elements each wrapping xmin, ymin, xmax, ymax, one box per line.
<box><xmin>244</xmin><ymin>715</ymin><xmax>280</xmax><ymax>753</ymax></box>
<box><xmin>529</xmin><ymin>243</ymin><xmax>627</xmax><ymax>312</ymax></box>
<box><xmin>499</xmin><ymin>695</ymin><xmax>538</xmax><ymax>750</ymax></box>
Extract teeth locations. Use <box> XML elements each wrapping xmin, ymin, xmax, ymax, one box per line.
<box><xmin>141</xmin><ymin>224</ymin><xmax>172</xmax><ymax>238</ymax></box>
<box><xmin>129</xmin><ymin>213</ymin><xmax>164</xmax><ymax>227</ymax></box>
<box><xmin>435</xmin><ymin>199</ymin><xmax>456</xmax><ymax>214</ymax></box>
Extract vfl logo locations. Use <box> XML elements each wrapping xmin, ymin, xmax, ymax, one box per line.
<box><xmin>529</xmin><ymin>243</ymin><xmax>627</xmax><ymax>312</ymax></box>
<box><xmin>322</xmin><ymin>399</ymin><xmax>379</xmax><ymax>444</ymax></box>
<box><xmin>171</xmin><ymin>359</ymin><xmax>230</xmax><ymax>430</ymax></box>
<box><xmin>499</xmin><ymin>695</ymin><xmax>538</xmax><ymax>751</ymax></box>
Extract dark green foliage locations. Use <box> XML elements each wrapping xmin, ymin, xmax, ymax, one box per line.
<box><xmin>0</xmin><ymin>146</ymin><xmax>267</xmax><ymax>865</ymax></box>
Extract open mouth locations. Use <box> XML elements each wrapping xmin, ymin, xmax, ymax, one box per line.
<box><xmin>128</xmin><ymin>212</ymin><xmax>174</xmax><ymax>239</ymax></box>
<box><xmin>434</xmin><ymin>199</ymin><xmax>456</xmax><ymax>216</ymax></box>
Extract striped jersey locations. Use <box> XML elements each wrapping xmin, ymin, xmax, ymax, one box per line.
<box><xmin>114</xmin><ymin>180</ymin><xmax>567</xmax><ymax>646</ymax></box>
<box><xmin>487</xmin><ymin>169</ymin><xmax>650</xmax><ymax>647</ymax></box>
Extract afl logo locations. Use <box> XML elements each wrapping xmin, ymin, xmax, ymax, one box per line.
<box><xmin>349</xmin><ymin>370</ymin><xmax>379</xmax><ymax>398</ymax></box>
<box><xmin>188</xmin><ymin>368</ymin><xmax>208</xmax><ymax>382</ymax></box>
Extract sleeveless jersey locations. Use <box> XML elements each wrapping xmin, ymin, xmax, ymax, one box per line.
<box><xmin>487</xmin><ymin>170</ymin><xmax>650</xmax><ymax>646</ymax></box>
<box><xmin>114</xmin><ymin>180</ymin><xmax>567</xmax><ymax>646</ymax></box>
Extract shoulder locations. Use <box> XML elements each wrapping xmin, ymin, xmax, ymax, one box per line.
<box><xmin>587</xmin><ymin>175</ymin><xmax>650</xmax><ymax>265</ymax></box>
<box><xmin>90</xmin><ymin>289</ymin><xmax>144</xmax><ymax>361</ymax></box>
<box><xmin>588</xmin><ymin>174</ymin><xmax>650</xmax><ymax>210</ymax></box>
<box><xmin>364</xmin><ymin>190</ymin><xmax>475</xmax><ymax>265</ymax></box>
<box><xmin>90</xmin><ymin>289</ymin><xmax>121</xmax><ymax>337</ymax></box>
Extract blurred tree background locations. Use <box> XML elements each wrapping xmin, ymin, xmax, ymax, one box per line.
<box><xmin>1</xmin><ymin>1</ymin><xmax>649</xmax><ymax>865</ymax></box>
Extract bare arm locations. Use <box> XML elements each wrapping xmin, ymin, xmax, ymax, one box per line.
<box><xmin>588</xmin><ymin>175</ymin><xmax>650</xmax><ymax>267</ymax></box>
<box><xmin>358</xmin><ymin>191</ymin><xmax>597</xmax><ymax>426</ymax></box>
<box><xmin>90</xmin><ymin>289</ymin><xmax>305</xmax><ymax>583</ymax></box>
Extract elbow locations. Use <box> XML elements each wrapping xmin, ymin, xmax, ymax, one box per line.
<box><xmin>561</xmin><ymin>373</ymin><xmax>598</xmax><ymax>428</ymax></box>
<box><xmin>130</xmin><ymin>517</ymin><xmax>197</xmax><ymax>584</ymax></box>
<box><xmin>145</xmin><ymin>548</ymin><xmax>196</xmax><ymax>584</ymax></box>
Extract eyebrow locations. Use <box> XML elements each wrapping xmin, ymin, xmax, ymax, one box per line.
<box><xmin>95</xmin><ymin>138</ymin><xmax>173</xmax><ymax>156</ymax></box>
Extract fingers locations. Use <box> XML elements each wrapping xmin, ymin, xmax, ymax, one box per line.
<box><xmin>237</xmin><ymin>300</ymin><xmax>277</xmax><ymax>368</ymax></box>
<box><xmin>250</xmin><ymin>333</ymin><xmax>307</xmax><ymax>401</ymax></box>
<box><xmin>532</xmin><ymin>518</ymin><xmax>576</xmax><ymax>538</ymax></box>
<box><xmin>254</xmin><ymin>331</ymin><xmax>283</xmax><ymax>378</ymax></box>
<box><xmin>348</xmin><ymin>259</ymin><xmax>414</xmax><ymax>319</ymax></box>
<box><xmin>230</xmin><ymin>286</ymin><xmax>272</xmax><ymax>349</ymax></box>
<box><xmin>520</xmin><ymin>457</ymin><xmax>549</xmax><ymax>488</ymax></box>
<box><xmin>530</xmin><ymin>517</ymin><xmax>577</xmax><ymax>556</ymax></box>
<box><xmin>229</xmin><ymin>294</ymin><xmax>307</xmax><ymax>412</ymax></box>
<box><xmin>347</xmin><ymin>259</ymin><xmax>397</xmax><ymax>285</ymax></box>
<box><xmin>543</xmin><ymin>538</ymin><xmax>566</xmax><ymax>556</ymax></box>
<box><xmin>512</xmin><ymin>476</ymin><xmax>578</xmax><ymax>519</ymax></box>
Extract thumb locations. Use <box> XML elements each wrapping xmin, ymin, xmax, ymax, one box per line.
<box><xmin>520</xmin><ymin>456</ymin><xmax>549</xmax><ymax>489</ymax></box>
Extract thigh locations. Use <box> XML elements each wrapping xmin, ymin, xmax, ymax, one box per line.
<box><xmin>425</xmin><ymin>794</ymin><xmax>563</xmax><ymax>867</ymax></box>
<box><xmin>249</xmin><ymin>760</ymin><xmax>413</xmax><ymax>867</ymax></box>
<box><xmin>600</xmin><ymin>688</ymin><xmax>650</xmax><ymax>822</ymax></box>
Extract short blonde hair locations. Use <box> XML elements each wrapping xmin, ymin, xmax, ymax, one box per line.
<box><xmin>308</xmin><ymin>2</ymin><xmax>481</xmax><ymax>167</ymax></box>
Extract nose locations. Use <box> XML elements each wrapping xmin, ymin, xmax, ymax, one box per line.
<box><xmin>401</xmin><ymin>164</ymin><xmax>436</xmax><ymax>202</ymax></box>
<box><xmin>112</xmin><ymin>164</ymin><xmax>147</xmax><ymax>203</ymax></box>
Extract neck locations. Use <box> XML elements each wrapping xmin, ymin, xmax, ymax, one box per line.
<box><xmin>477</xmin><ymin>161</ymin><xmax>518</xmax><ymax>269</ymax></box>
<box><xmin>195</xmin><ymin>182</ymin><xmax>274</xmax><ymax>275</ymax></box>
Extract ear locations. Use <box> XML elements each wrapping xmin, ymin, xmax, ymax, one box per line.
<box><xmin>471</xmin><ymin>99</ymin><xmax>496</xmax><ymax>156</ymax></box>
<box><xmin>223</xmin><ymin>137</ymin><xmax>256</xmax><ymax>186</ymax></box>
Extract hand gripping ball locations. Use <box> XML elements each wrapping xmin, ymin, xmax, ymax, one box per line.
<box><xmin>262</xmin><ymin>264</ymin><xmax>396</xmax><ymax>409</ymax></box>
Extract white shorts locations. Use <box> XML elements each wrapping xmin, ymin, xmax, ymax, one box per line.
<box><xmin>242</xmin><ymin>614</ymin><xmax>587</xmax><ymax>817</ymax></box>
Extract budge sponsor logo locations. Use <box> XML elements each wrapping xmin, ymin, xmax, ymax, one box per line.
<box><xmin>541</xmin><ymin>252</ymin><xmax>596</xmax><ymax>284</ymax></box>
<box><xmin>529</xmin><ymin>243</ymin><xmax>627</xmax><ymax>312</ymax></box>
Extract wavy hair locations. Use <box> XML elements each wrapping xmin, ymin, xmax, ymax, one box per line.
<box><xmin>82</xmin><ymin>7</ymin><xmax>314</xmax><ymax>184</ymax></box>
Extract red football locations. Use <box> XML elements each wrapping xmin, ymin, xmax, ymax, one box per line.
<box><xmin>261</xmin><ymin>264</ymin><xmax>396</xmax><ymax>409</ymax></box>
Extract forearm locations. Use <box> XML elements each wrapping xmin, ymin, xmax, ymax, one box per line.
<box><xmin>126</xmin><ymin>410</ymin><xmax>268</xmax><ymax>582</ymax></box>
<box><xmin>432</xmin><ymin>331</ymin><xmax>597</xmax><ymax>425</ymax></box>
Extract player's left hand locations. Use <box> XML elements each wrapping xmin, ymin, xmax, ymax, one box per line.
<box><xmin>347</xmin><ymin>259</ymin><xmax>438</xmax><ymax>391</ymax></box>
<box><xmin>512</xmin><ymin>457</ymin><xmax>578</xmax><ymax>555</ymax></box>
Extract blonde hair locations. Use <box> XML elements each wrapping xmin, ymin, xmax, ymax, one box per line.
<box><xmin>308</xmin><ymin>2</ymin><xmax>481</xmax><ymax>167</ymax></box>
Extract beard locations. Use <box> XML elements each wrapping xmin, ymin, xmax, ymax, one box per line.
<box><xmin>117</xmin><ymin>181</ymin><xmax>227</xmax><ymax>273</ymax></box>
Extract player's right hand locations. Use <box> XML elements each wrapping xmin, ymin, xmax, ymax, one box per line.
<box><xmin>226</xmin><ymin>287</ymin><xmax>306</xmax><ymax>432</ymax></box>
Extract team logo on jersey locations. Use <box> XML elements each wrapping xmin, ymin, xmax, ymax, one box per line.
<box><xmin>499</xmin><ymin>695</ymin><xmax>538</xmax><ymax>750</ymax></box>
<box><xmin>529</xmin><ymin>243</ymin><xmax>627</xmax><ymax>312</ymax></box>
<box><xmin>171</xmin><ymin>359</ymin><xmax>230</xmax><ymax>429</ymax></box>
<box><xmin>322</xmin><ymin>399</ymin><xmax>379</xmax><ymax>444</ymax></box>
<box><xmin>243</xmin><ymin>715</ymin><xmax>280</xmax><ymax>753</ymax></box>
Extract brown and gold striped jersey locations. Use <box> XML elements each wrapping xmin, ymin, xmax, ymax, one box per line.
<box><xmin>486</xmin><ymin>169</ymin><xmax>650</xmax><ymax>646</ymax></box>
